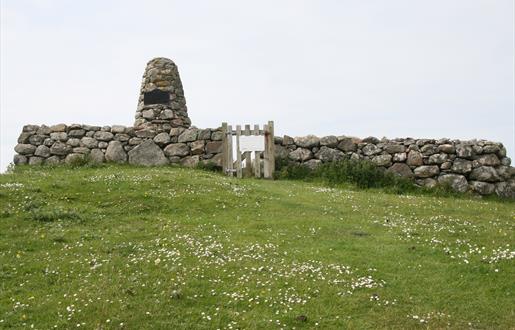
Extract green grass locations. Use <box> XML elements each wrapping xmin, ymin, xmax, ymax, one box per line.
<box><xmin>0</xmin><ymin>165</ymin><xmax>513</xmax><ymax>329</ymax></box>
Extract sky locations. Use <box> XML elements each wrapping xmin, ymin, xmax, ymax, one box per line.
<box><xmin>1</xmin><ymin>0</ymin><xmax>514</xmax><ymax>171</ymax></box>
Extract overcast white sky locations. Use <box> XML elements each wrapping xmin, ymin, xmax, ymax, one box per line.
<box><xmin>1</xmin><ymin>0</ymin><xmax>514</xmax><ymax>171</ymax></box>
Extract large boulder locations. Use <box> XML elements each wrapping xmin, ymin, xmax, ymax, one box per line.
<box><xmin>474</xmin><ymin>154</ymin><xmax>500</xmax><ymax>167</ymax></box>
<box><xmin>451</xmin><ymin>158</ymin><xmax>472</xmax><ymax>174</ymax></box>
<box><xmin>50</xmin><ymin>142</ymin><xmax>72</xmax><ymax>155</ymax></box>
<box><xmin>164</xmin><ymin>143</ymin><xmax>190</xmax><ymax>157</ymax></box>
<box><xmin>14</xmin><ymin>144</ymin><xmax>36</xmax><ymax>155</ymax></box>
<box><xmin>337</xmin><ymin>137</ymin><xmax>357</xmax><ymax>152</ymax></box>
<box><xmin>89</xmin><ymin>149</ymin><xmax>105</xmax><ymax>164</ymax></box>
<box><xmin>105</xmin><ymin>141</ymin><xmax>127</xmax><ymax>163</ymax></box>
<box><xmin>387</xmin><ymin>163</ymin><xmax>414</xmax><ymax>178</ymax></box>
<box><xmin>469</xmin><ymin>181</ymin><xmax>495</xmax><ymax>195</ymax></box>
<box><xmin>316</xmin><ymin>146</ymin><xmax>344</xmax><ymax>162</ymax></box>
<box><xmin>438</xmin><ymin>144</ymin><xmax>455</xmax><ymax>154</ymax></box>
<box><xmin>128</xmin><ymin>140</ymin><xmax>169</xmax><ymax>166</ymax></box>
<box><xmin>320</xmin><ymin>136</ymin><xmax>338</xmax><ymax>148</ymax></box>
<box><xmin>469</xmin><ymin>166</ymin><xmax>500</xmax><ymax>182</ymax></box>
<box><xmin>34</xmin><ymin>145</ymin><xmax>51</xmax><ymax>158</ymax></box>
<box><xmin>406</xmin><ymin>151</ymin><xmax>423</xmax><ymax>166</ymax></box>
<box><xmin>294</xmin><ymin>135</ymin><xmax>320</xmax><ymax>148</ymax></box>
<box><xmin>372</xmin><ymin>154</ymin><xmax>392</xmax><ymax>167</ymax></box>
<box><xmin>414</xmin><ymin>165</ymin><xmax>440</xmax><ymax>178</ymax></box>
<box><xmin>428</xmin><ymin>153</ymin><xmax>448</xmax><ymax>165</ymax></box>
<box><xmin>178</xmin><ymin>128</ymin><xmax>198</xmax><ymax>143</ymax></box>
<box><xmin>81</xmin><ymin>137</ymin><xmax>98</xmax><ymax>148</ymax></box>
<box><xmin>153</xmin><ymin>132</ymin><xmax>171</xmax><ymax>146</ymax></box>
<box><xmin>438</xmin><ymin>174</ymin><xmax>468</xmax><ymax>193</ymax></box>
<box><xmin>289</xmin><ymin>148</ymin><xmax>313</xmax><ymax>162</ymax></box>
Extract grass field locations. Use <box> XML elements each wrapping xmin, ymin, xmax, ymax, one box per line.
<box><xmin>0</xmin><ymin>165</ymin><xmax>514</xmax><ymax>329</ymax></box>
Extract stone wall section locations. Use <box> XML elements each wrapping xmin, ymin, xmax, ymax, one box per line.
<box><xmin>13</xmin><ymin>126</ymin><xmax>514</xmax><ymax>197</ymax></box>
<box><xmin>274</xmin><ymin>134</ymin><xmax>514</xmax><ymax>198</ymax></box>
<box><xmin>14</xmin><ymin>124</ymin><xmax>224</xmax><ymax>169</ymax></box>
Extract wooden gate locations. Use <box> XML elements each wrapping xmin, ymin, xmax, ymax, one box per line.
<box><xmin>221</xmin><ymin>121</ymin><xmax>275</xmax><ymax>179</ymax></box>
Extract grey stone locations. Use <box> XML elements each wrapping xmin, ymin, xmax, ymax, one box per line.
<box><xmin>111</xmin><ymin>125</ymin><xmax>126</xmax><ymax>134</ymax></box>
<box><xmin>128</xmin><ymin>140</ymin><xmax>169</xmax><ymax>166</ymax></box>
<box><xmin>89</xmin><ymin>149</ymin><xmax>105</xmax><ymax>163</ymax></box>
<box><xmin>198</xmin><ymin>129</ymin><xmax>211</xmax><ymax>140</ymax></box>
<box><xmin>289</xmin><ymin>148</ymin><xmax>313</xmax><ymax>162</ymax></box>
<box><xmin>135</xmin><ymin>129</ymin><xmax>157</xmax><ymax>138</ymax></box>
<box><xmin>206</xmin><ymin>141</ymin><xmax>222</xmax><ymax>154</ymax></box>
<box><xmin>406</xmin><ymin>151</ymin><xmax>423</xmax><ymax>166</ymax></box>
<box><xmin>23</xmin><ymin>124</ymin><xmax>39</xmax><ymax>132</ymax></box>
<box><xmin>474</xmin><ymin>154</ymin><xmax>500</xmax><ymax>167</ymax></box>
<box><xmin>14</xmin><ymin>144</ymin><xmax>36</xmax><ymax>155</ymax></box>
<box><xmin>482</xmin><ymin>144</ymin><xmax>500</xmax><ymax>154</ymax></box>
<box><xmin>456</xmin><ymin>144</ymin><xmax>474</xmax><ymax>159</ymax></box>
<box><xmin>161</xmin><ymin>109</ymin><xmax>174</xmax><ymax>119</ymax></box>
<box><xmin>67</xmin><ymin>138</ymin><xmax>81</xmax><ymax>147</ymax></box>
<box><xmin>316</xmin><ymin>146</ymin><xmax>345</xmax><ymax>162</ymax></box>
<box><xmin>73</xmin><ymin>147</ymin><xmax>90</xmax><ymax>154</ymax></box>
<box><xmin>372</xmin><ymin>154</ymin><xmax>392</xmax><ymax>167</ymax></box>
<box><xmin>28</xmin><ymin>156</ymin><xmax>44</xmax><ymax>165</ymax></box>
<box><xmin>416</xmin><ymin>178</ymin><xmax>438</xmax><ymax>188</ymax></box>
<box><xmin>414</xmin><ymin>165</ymin><xmax>440</xmax><ymax>178</ymax></box>
<box><xmin>50</xmin><ymin>141</ymin><xmax>72</xmax><ymax>156</ymax></box>
<box><xmin>362</xmin><ymin>144</ymin><xmax>381</xmax><ymax>156</ymax></box>
<box><xmin>28</xmin><ymin>134</ymin><xmax>46</xmax><ymax>146</ymax></box>
<box><xmin>190</xmin><ymin>140</ymin><xmax>205</xmax><ymax>155</ymax></box>
<box><xmin>500</xmin><ymin>157</ymin><xmax>511</xmax><ymax>166</ymax></box>
<box><xmin>440</xmin><ymin>161</ymin><xmax>452</xmax><ymax>170</ymax></box>
<box><xmin>68</xmin><ymin>129</ymin><xmax>86</xmax><ymax>138</ymax></box>
<box><xmin>428</xmin><ymin>153</ymin><xmax>448</xmax><ymax>165</ymax></box>
<box><xmin>320</xmin><ymin>136</ymin><xmax>338</xmax><ymax>148</ymax></box>
<box><xmin>438</xmin><ymin>144</ymin><xmax>455</xmax><ymax>153</ymax></box>
<box><xmin>178</xmin><ymin>128</ymin><xmax>198</xmax><ymax>143</ymax></box>
<box><xmin>303</xmin><ymin>159</ymin><xmax>322</xmax><ymax>170</ymax></box>
<box><xmin>115</xmin><ymin>134</ymin><xmax>130</xmax><ymax>142</ymax></box>
<box><xmin>44</xmin><ymin>156</ymin><xmax>61</xmax><ymax>165</ymax></box>
<box><xmin>438</xmin><ymin>174</ymin><xmax>468</xmax><ymax>193</ymax></box>
<box><xmin>282</xmin><ymin>135</ymin><xmax>294</xmax><ymax>145</ymax></box>
<box><xmin>469</xmin><ymin>166</ymin><xmax>500</xmax><ymax>182</ymax></box>
<box><xmin>105</xmin><ymin>141</ymin><xmax>127</xmax><ymax>163</ymax></box>
<box><xmin>98</xmin><ymin>142</ymin><xmax>108</xmax><ymax>149</ymax></box>
<box><xmin>387</xmin><ymin>163</ymin><xmax>414</xmax><ymax>178</ymax></box>
<box><xmin>65</xmin><ymin>153</ymin><xmax>85</xmax><ymax>164</ymax></box>
<box><xmin>392</xmin><ymin>152</ymin><xmax>407</xmax><ymax>162</ymax></box>
<box><xmin>169</xmin><ymin>127</ymin><xmax>185</xmax><ymax>137</ymax></box>
<box><xmin>181</xmin><ymin>155</ymin><xmax>200</xmax><ymax>167</ymax></box>
<box><xmin>209</xmin><ymin>153</ymin><xmax>224</xmax><ymax>167</ymax></box>
<box><xmin>337</xmin><ymin>138</ymin><xmax>357</xmax><ymax>152</ymax></box>
<box><xmin>50</xmin><ymin>124</ymin><xmax>67</xmax><ymax>132</ymax></box>
<box><xmin>36</xmin><ymin>125</ymin><xmax>51</xmax><ymax>135</ymax></box>
<box><xmin>142</xmin><ymin>109</ymin><xmax>155</xmax><ymax>119</ymax></box>
<box><xmin>17</xmin><ymin>132</ymin><xmax>32</xmax><ymax>144</ymax></box>
<box><xmin>469</xmin><ymin>181</ymin><xmax>495</xmax><ymax>195</ymax></box>
<box><xmin>385</xmin><ymin>144</ymin><xmax>406</xmax><ymax>154</ymax></box>
<box><xmin>164</xmin><ymin>143</ymin><xmax>190</xmax><ymax>157</ymax></box>
<box><xmin>275</xmin><ymin>145</ymin><xmax>290</xmax><ymax>159</ymax></box>
<box><xmin>93</xmin><ymin>131</ymin><xmax>114</xmax><ymax>141</ymax></box>
<box><xmin>153</xmin><ymin>132</ymin><xmax>171</xmax><ymax>146</ymax></box>
<box><xmin>50</xmin><ymin>132</ymin><xmax>67</xmax><ymax>141</ymax></box>
<box><xmin>294</xmin><ymin>135</ymin><xmax>320</xmax><ymax>148</ymax></box>
<box><xmin>34</xmin><ymin>145</ymin><xmax>51</xmax><ymax>158</ymax></box>
<box><xmin>451</xmin><ymin>158</ymin><xmax>472</xmax><ymax>174</ymax></box>
<box><xmin>362</xmin><ymin>136</ymin><xmax>379</xmax><ymax>144</ymax></box>
<box><xmin>495</xmin><ymin>166</ymin><xmax>511</xmax><ymax>180</ymax></box>
<box><xmin>420</xmin><ymin>144</ymin><xmax>438</xmax><ymax>156</ymax></box>
<box><xmin>82</xmin><ymin>125</ymin><xmax>101</xmax><ymax>131</ymax></box>
<box><xmin>210</xmin><ymin>131</ymin><xmax>223</xmax><ymax>141</ymax></box>
<box><xmin>13</xmin><ymin>154</ymin><xmax>28</xmax><ymax>165</ymax></box>
<box><xmin>495</xmin><ymin>181</ymin><xmax>515</xmax><ymax>198</ymax></box>
<box><xmin>129</xmin><ymin>137</ymin><xmax>143</xmax><ymax>146</ymax></box>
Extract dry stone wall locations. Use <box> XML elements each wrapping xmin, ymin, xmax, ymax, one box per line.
<box><xmin>274</xmin><ymin>134</ymin><xmax>514</xmax><ymax>198</ymax></box>
<box><xmin>11</xmin><ymin>57</ymin><xmax>515</xmax><ymax>198</ymax></box>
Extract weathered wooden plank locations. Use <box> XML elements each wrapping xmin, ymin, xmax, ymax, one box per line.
<box><xmin>244</xmin><ymin>124</ymin><xmax>251</xmax><ymax>136</ymax></box>
<box><xmin>263</xmin><ymin>121</ymin><xmax>275</xmax><ymax>179</ymax></box>
<box><xmin>227</xmin><ymin>124</ymin><xmax>234</xmax><ymax>177</ymax></box>
<box><xmin>236</xmin><ymin>125</ymin><xmax>242</xmax><ymax>179</ymax></box>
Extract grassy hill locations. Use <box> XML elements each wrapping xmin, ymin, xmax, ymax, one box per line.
<box><xmin>0</xmin><ymin>165</ymin><xmax>513</xmax><ymax>329</ymax></box>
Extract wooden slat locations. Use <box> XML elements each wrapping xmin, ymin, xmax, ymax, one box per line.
<box><xmin>253</xmin><ymin>124</ymin><xmax>261</xmax><ymax>178</ymax></box>
<box><xmin>244</xmin><ymin>124</ymin><xmax>251</xmax><ymax>136</ymax></box>
<box><xmin>227</xmin><ymin>124</ymin><xmax>234</xmax><ymax>177</ymax></box>
<box><xmin>263</xmin><ymin>121</ymin><xmax>275</xmax><ymax>179</ymax></box>
<box><xmin>235</xmin><ymin>125</ymin><xmax>242</xmax><ymax>179</ymax></box>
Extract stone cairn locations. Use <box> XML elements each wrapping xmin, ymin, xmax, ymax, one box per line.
<box><xmin>134</xmin><ymin>57</ymin><xmax>191</xmax><ymax>135</ymax></box>
<box><xmin>12</xmin><ymin>57</ymin><xmax>515</xmax><ymax>198</ymax></box>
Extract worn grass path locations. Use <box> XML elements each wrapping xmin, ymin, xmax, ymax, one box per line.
<box><xmin>0</xmin><ymin>165</ymin><xmax>514</xmax><ymax>329</ymax></box>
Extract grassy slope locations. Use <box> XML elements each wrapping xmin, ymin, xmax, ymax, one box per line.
<box><xmin>0</xmin><ymin>165</ymin><xmax>513</xmax><ymax>329</ymax></box>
